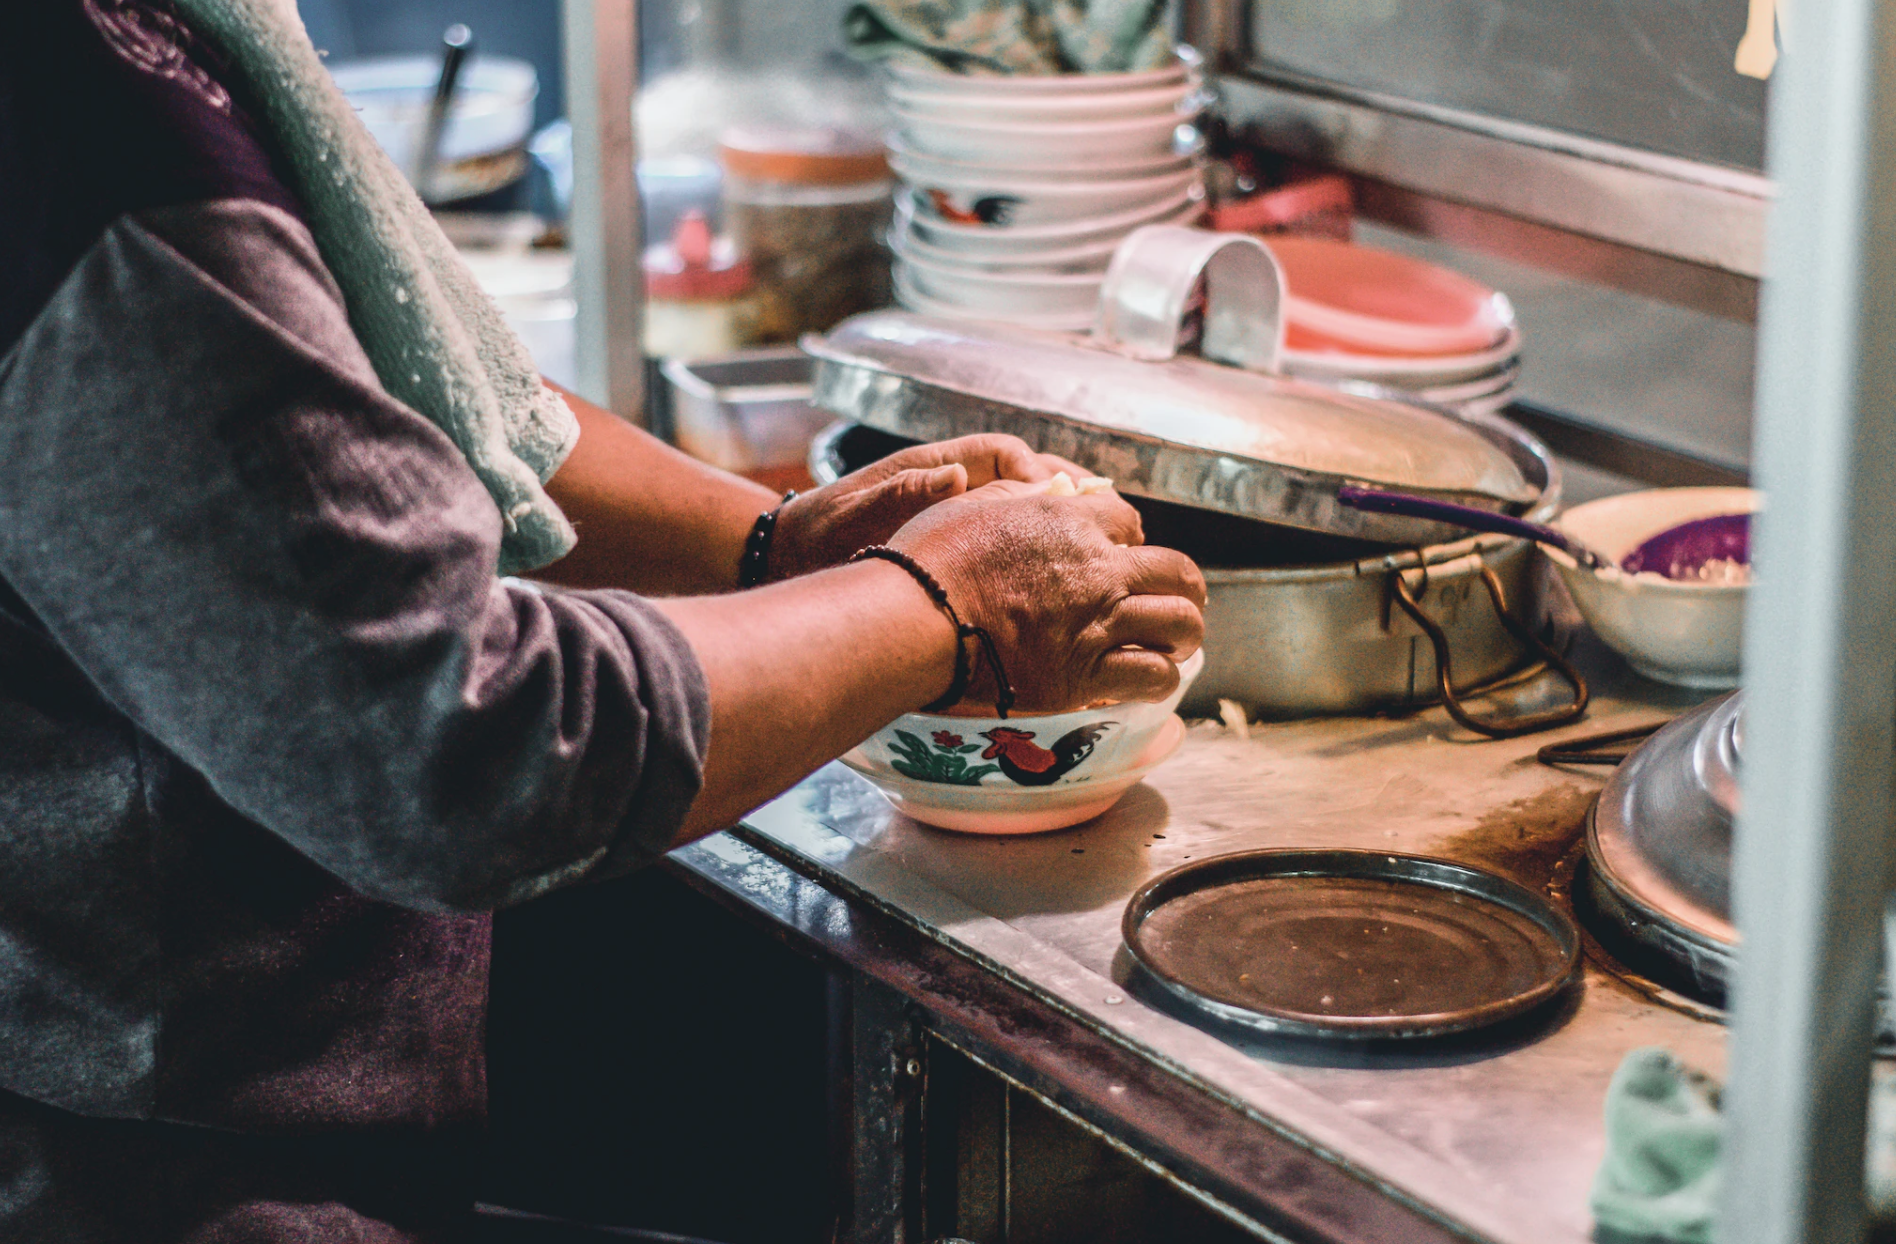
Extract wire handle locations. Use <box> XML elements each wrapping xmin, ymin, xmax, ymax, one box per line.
<box><xmin>1389</xmin><ymin>562</ymin><xmax>1590</xmax><ymax>739</ymax></box>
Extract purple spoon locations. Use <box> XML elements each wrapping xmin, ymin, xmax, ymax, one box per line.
<box><xmin>1335</xmin><ymin>485</ymin><xmax>1752</xmax><ymax>581</ymax></box>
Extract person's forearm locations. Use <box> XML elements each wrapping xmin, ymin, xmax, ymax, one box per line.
<box><xmin>535</xmin><ymin>384</ymin><xmax>778</xmax><ymax>595</ymax></box>
<box><xmin>656</xmin><ymin>559</ymin><xmax>957</xmax><ymax>843</ymax></box>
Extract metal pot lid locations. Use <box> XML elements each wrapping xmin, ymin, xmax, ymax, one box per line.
<box><xmin>1123</xmin><ymin>849</ymin><xmax>1582</xmax><ymax>1040</ymax></box>
<box><xmin>802</xmin><ymin>310</ymin><xmax>1536</xmax><ymax>545</ymax></box>
<box><xmin>1592</xmin><ymin>693</ymin><xmax>1741</xmax><ymax>925</ymax></box>
<box><xmin>1584</xmin><ymin>693</ymin><xmax>1742</xmax><ymax>997</ymax></box>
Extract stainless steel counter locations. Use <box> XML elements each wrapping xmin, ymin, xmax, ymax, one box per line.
<box><xmin>689</xmin><ymin>648</ymin><xmax>1723</xmax><ymax>1244</ymax></box>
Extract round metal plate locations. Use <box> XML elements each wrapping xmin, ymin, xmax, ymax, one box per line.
<box><xmin>1122</xmin><ymin>849</ymin><xmax>1582</xmax><ymax>1040</ymax></box>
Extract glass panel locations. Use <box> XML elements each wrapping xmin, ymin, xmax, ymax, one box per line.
<box><xmin>1247</xmin><ymin>0</ymin><xmax>1770</xmax><ymax>171</ymax></box>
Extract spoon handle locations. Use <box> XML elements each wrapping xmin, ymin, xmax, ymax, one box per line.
<box><xmin>417</xmin><ymin>24</ymin><xmax>474</xmax><ymax>202</ymax></box>
<box><xmin>1336</xmin><ymin>484</ymin><xmax>1607</xmax><ymax>568</ymax></box>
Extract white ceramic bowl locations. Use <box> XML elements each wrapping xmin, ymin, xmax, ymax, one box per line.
<box><xmin>892</xmin><ymin>267</ymin><xmax>1096</xmax><ymax>331</ymax></box>
<box><xmin>1545</xmin><ymin>487</ymin><xmax>1761</xmax><ymax>689</ymax></box>
<box><xmin>885</xmin><ymin>60</ymin><xmax>1191</xmax><ymax>97</ymax></box>
<box><xmin>843</xmin><ymin>651</ymin><xmax>1204</xmax><ymax>833</ymax></box>
<box><xmin>896</xmin><ymin>187</ymin><xmax>1203</xmax><ymax>256</ymax></box>
<box><xmin>889</xmin><ymin>218</ymin><xmax>1114</xmax><ymax>274</ymax></box>
<box><xmin>889</xmin><ymin>80</ymin><xmax>1201</xmax><ymax>123</ymax></box>
<box><xmin>887</xmin><ymin>135</ymin><xmax>1195</xmax><ymax>185</ymax></box>
<box><xmin>896</xmin><ymin>110</ymin><xmax>1196</xmax><ymax>165</ymax></box>
<box><xmin>904</xmin><ymin>166</ymin><xmax>1199</xmax><ymax>230</ymax></box>
<box><xmin>896</xmin><ymin>253</ymin><xmax>1105</xmax><ymax>317</ymax></box>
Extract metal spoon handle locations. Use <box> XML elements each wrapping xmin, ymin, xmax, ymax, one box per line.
<box><xmin>417</xmin><ymin>23</ymin><xmax>474</xmax><ymax>203</ymax></box>
<box><xmin>1336</xmin><ymin>484</ymin><xmax>1607</xmax><ymax>569</ymax></box>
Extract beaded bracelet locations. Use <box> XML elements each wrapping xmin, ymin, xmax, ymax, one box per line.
<box><xmin>737</xmin><ymin>491</ymin><xmax>797</xmax><ymax>588</ymax></box>
<box><xmin>849</xmin><ymin>545</ymin><xmax>1016</xmax><ymax>718</ymax></box>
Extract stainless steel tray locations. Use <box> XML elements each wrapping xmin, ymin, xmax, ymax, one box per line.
<box><xmin>1122</xmin><ymin>849</ymin><xmax>1583</xmax><ymax>1040</ymax></box>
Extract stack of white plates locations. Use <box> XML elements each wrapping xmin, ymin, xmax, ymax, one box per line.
<box><xmin>1265</xmin><ymin>236</ymin><xmax>1523</xmax><ymax>417</ymax></box>
<box><xmin>884</xmin><ymin>59</ymin><xmax>1207</xmax><ymax>330</ymax></box>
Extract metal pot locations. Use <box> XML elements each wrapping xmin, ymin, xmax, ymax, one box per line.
<box><xmin>810</xmin><ymin>416</ymin><xmax>1566</xmax><ymax>720</ymax></box>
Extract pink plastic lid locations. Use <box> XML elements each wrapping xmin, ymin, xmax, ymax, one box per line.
<box><xmin>1263</xmin><ymin>236</ymin><xmax>1513</xmax><ymax>358</ymax></box>
<box><xmin>644</xmin><ymin>212</ymin><xmax>753</xmax><ymax>301</ymax></box>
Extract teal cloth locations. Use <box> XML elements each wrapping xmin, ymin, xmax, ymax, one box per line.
<box><xmin>1593</xmin><ymin>1047</ymin><xmax>1896</xmax><ymax>1242</ymax></box>
<box><xmin>843</xmin><ymin>0</ymin><xmax>1176</xmax><ymax>75</ymax></box>
<box><xmin>170</xmin><ymin>0</ymin><xmax>578</xmax><ymax>575</ymax></box>
<box><xmin>1592</xmin><ymin>1048</ymin><xmax>1724</xmax><ymax>1243</ymax></box>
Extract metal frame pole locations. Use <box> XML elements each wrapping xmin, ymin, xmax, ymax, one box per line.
<box><xmin>562</xmin><ymin>0</ymin><xmax>645</xmax><ymax>423</ymax></box>
<box><xmin>1723</xmin><ymin>0</ymin><xmax>1896</xmax><ymax>1235</ymax></box>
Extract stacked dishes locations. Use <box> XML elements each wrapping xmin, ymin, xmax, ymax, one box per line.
<box><xmin>1265</xmin><ymin>237</ymin><xmax>1523</xmax><ymax>417</ymax></box>
<box><xmin>884</xmin><ymin>60</ymin><xmax>1206</xmax><ymax>329</ymax></box>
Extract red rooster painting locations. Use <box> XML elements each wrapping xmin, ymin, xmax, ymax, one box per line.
<box><xmin>978</xmin><ymin>723</ymin><xmax>1116</xmax><ymax>786</ymax></box>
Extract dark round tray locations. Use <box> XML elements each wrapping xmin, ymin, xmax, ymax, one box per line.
<box><xmin>1122</xmin><ymin>849</ymin><xmax>1583</xmax><ymax>1040</ymax></box>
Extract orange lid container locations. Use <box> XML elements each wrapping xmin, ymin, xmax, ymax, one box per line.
<box><xmin>718</xmin><ymin>126</ymin><xmax>891</xmax><ymax>186</ymax></box>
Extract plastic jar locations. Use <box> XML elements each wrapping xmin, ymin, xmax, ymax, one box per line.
<box><xmin>642</xmin><ymin>211</ymin><xmax>761</xmax><ymax>358</ymax></box>
<box><xmin>718</xmin><ymin>127</ymin><xmax>893</xmax><ymax>342</ymax></box>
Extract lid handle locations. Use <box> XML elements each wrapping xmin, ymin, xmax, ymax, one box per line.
<box><xmin>1092</xmin><ymin>226</ymin><xmax>1286</xmax><ymax>372</ymax></box>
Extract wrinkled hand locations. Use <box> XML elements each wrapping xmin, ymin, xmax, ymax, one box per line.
<box><xmin>766</xmin><ymin>434</ymin><xmax>1084</xmax><ymax>581</ymax></box>
<box><xmin>888</xmin><ymin>480</ymin><xmax>1207</xmax><ymax>712</ymax></box>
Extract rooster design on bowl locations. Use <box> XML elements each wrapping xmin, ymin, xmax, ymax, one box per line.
<box><xmin>886</xmin><ymin>723</ymin><xmax>1117</xmax><ymax>786</ymax></box>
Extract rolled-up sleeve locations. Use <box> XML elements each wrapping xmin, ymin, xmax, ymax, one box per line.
<box><xmin>0</xmin><ymin>200</ymin><xmax>710</xmax><ymax>912</ymax></box>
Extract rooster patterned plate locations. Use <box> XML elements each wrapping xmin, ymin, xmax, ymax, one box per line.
<box><xmin>841</xmin><ymin>651</ymin><xmax>1202</xmax><ymax>834</ymax></box>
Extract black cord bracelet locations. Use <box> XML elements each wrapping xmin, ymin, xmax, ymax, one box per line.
<box><xmin>737</xmin><ymin>491</ymin><xmax>797</xmax><ymax>589</ymax></box>
<box><xmin>849</xmin><ymin>545</ymin><xmax>1016</xmax><ymax>718</ymax></box>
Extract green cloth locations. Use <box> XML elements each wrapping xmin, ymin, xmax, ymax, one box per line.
<box><xmin>171</xmin><ymin>0</ymin><xmax>578</xmax><ymax>575</ymax></box>
<box><xmin>842</xmin><ymin>0</ymin><xmax>1176</xmax><ymax>75</ymax></box>
<box><xmin>1593</xmin><ymin>1047</ymin><xmax>1896</xmax><ymax>1242</ymax></box>
<box><xmin>1592</xmin><ymin>1048</ymin><xmax>1724</xmax><ymax>1244</ymax></box>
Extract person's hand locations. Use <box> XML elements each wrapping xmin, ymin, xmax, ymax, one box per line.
<box><xmin>766</xmin><ymin>434</ymin><xmax>1084</xmax><ymax>581</ymax></box>
<box><xmin>886</xmin><ymin>480</ymin><xmax>1207</xmax><ymax>712</ymax></box>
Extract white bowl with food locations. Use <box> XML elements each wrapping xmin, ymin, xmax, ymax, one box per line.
<box><xmin>895</xmin><ymin>110</ymin><xmax>1196</xmax><ymax>165</ymax></box>
<box><xmin>328</xmin><ymin>55</ymin><xmax>538</xmax><ymax>201</ymax></box>
<box><xmin>843</xmin><ymin>649</ymin><xmax>1204</xmax><ymax>834</ymax></box>
<box><xmin>904</xmin><ymin>166</ymin><xmax>1199</xmax><ymax>230</ymax></box>
<box><xmin>1544</xmin><ymin>487</ymin><xmax>1761</xmax><ymax>689</ymax></box>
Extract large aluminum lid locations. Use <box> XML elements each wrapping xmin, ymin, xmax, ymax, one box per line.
<box><xmin>807</xmin><ymin>226</ymin><xmax>1534</xmax><ymax>544</ymax></box>
<box><xmin>804</xmin><ymin>312</ymin><xmax>1537</xmax><ymax>545</ymax></box>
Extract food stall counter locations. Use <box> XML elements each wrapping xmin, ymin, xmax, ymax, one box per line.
<box><xmin>673</xmin><ymin>646</ymin><xmax>1723</xmax><ymax>1244</ymax></box>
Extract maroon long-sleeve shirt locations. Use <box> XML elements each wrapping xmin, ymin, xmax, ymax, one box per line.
<box><xmin>0</xmin><ymin>0</ymin><xmax>711</xmax><ymax>1154</ymax></box>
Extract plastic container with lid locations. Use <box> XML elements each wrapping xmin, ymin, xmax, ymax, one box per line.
<box><xmin>642</xmin><ymin>211</ymin><xmax>761</xmax><ymax>359</ymax></box>
<box><xmin>719</xmin><ymin>127</ymin><xmax>894</xmax><ymax>342</ymax></box>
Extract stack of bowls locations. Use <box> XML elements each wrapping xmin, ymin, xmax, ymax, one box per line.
<box><xmin>1264</xmin><ymin>236</ymin><xmax>1522</xmax><ymax>417</ymax></box>
<box><xmin>883</xmin><ymin>59</ymin><xmax>1207</xmax><ymax>330</ymax></box>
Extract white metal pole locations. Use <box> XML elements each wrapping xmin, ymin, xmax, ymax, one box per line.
<box><xmin>1723</xmin><ymin>0</ymin><xmax>1896</xmax><ymax>1235</ymax></box>
<box><xmin>563</xmin><ymin>0</ymin><xmax>645</xmax><ymax>422</ymax></box>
